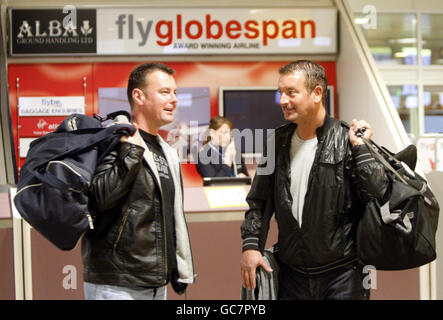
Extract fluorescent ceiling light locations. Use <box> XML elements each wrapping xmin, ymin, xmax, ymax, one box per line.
<box><xmin>354</xmin><ymin>17</ymin><xmax>368</xmax><ymax>24</ymax></box>
<box><xmin>388</xmin><ymin>38</ymin><xmax>417</xmax><ymax>44</ymax></box>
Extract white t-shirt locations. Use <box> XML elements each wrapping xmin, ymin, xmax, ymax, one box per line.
<box><xmin>289</xmin><ymin>131</ymin><xmax>318</xmax><ymax>227</ymax></box>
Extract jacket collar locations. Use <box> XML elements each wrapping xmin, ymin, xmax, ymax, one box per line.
<box><xmin>315</xmin><ymin>113</ymin><xmax>335</xmax><ymax>140</ymax></box>
<box><xmin>283</xmin><ymin>112</ymin><xmax>334</xmax><ymax>143</ymax></box>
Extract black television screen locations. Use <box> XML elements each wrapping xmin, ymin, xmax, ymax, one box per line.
<box><xmin>219</xmin><ymin>86</ymin><xmax>334</xmax><ymax>155</ymax></box>
<box><xmin>219</xmin><ymin>88</ymin><xmax>284</xmax><ymax>154</ymax></box>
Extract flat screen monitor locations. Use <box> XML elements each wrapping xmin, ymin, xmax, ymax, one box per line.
<box><xmin>219</xmin><ymin>86</ymin><xmax>334</xmax><ymax>155</ymax></box>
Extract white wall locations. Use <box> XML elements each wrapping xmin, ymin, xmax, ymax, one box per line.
<box><xmin>336</xmin><ymin>0</ymin><xmax>426</xmax><ymax>299</ymax></box>
<box><xmin>426</xmin><ymin>171</ymin><xmax>443</xmax><ymax>300</ymax></box>
<box><xmin>336</xmin><ymin>2</ymin><xmax>408</xmax><ymax>152</ymax></box>
<box><xmin>347</xmin><ymin>0</ymin><xmax>443</xmax><ymax>13</ymax></box>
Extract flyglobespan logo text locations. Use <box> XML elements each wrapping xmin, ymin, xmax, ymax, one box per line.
<box><xmin>115</xmin><ymin>14</ymin><xmax>317</xmax><ymax>47</ymax></box>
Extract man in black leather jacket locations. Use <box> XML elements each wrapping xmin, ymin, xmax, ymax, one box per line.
<box><xmin>82</xmin><ymin>63</ymin><xmax>194</xmax><ymax>300</ymax></box>
<box><xmin>240</xmin><ymin>60</ymin><xmax>388</xmax><ymax>300</ymax></box>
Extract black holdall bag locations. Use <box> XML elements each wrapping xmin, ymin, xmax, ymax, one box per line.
<box><xmin>13</xmin><ymin>111</ymin><xmax>135</xmax><ymax>251</ymax></box>
<box><xmin>355</xmin><ymin>132</ymin><xmax>440</xmax><ymax>270</ymax></box>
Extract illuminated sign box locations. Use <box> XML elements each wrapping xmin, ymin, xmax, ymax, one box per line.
<box><xmin>9</xmin><ymin>8</ymin><xmax>96</xmax><ymax>55</ymax></box>
<box><xmin>9</xmin><ymin>7</ymin><xmax>337</xmax><ymax>55</ymax></box>
<box><xmin>97</xmin><ymin>8</ymin><xmax>337</xmax><ymax>55</ymax></box>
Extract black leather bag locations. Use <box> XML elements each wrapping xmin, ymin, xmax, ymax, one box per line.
<box><xmin>356</xmin><ymin>136</ymin><xmax>440</xmax><ymax>270</ymax></box>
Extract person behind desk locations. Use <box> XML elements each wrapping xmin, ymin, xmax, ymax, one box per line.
<box><xmin>196</xmin><ymin>116</ymin><xmax>249</xmax><ymax>178</ymax></box>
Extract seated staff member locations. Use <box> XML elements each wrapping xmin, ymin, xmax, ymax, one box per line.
<box><xmin>196</xmin><ymin>116</ymin><xmax>249</xmax><ymax>178</ymax></box>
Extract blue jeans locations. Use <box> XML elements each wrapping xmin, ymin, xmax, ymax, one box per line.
<box><xmin>84</xmin><ymin>282</ymin><xmax>167</xmax><ymax>300</ymax></box>
<box><xmin>277</xmin><ymin>263</ymin><xmax>370</xmax><ymax>300</ymax></box>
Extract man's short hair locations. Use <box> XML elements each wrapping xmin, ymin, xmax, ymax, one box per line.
<box><xmin>127</xmin><ymin>63</ymin><xmax>176</xmax><ymax>108</ymax></box>
<box><xmin>279</xmin><ymin>60</ymin><xmax>328</xmax><ymax>106</ymax></box>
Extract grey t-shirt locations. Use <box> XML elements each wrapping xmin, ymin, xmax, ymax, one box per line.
<box><xmin>289</xmin><ymin>131</ymin><xmax>318</xmax><ymax>227</ymax></box>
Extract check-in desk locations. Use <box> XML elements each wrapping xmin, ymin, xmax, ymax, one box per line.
<box><xmin>168</xmin><ymin>184</ymin><xmax>278</xmax><ymax>300</ymax></box>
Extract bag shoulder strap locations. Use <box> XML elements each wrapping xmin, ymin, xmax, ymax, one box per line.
<box><xmin>357</xmin><ymin>132</ymin><xmax>408</xmax><ymax>185</ymax></box>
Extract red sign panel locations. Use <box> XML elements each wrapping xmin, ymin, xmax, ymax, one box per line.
<box><xmin>19</xmin><ymin>116</ymin><xmax>65</xmax><ymax>137</ymax></box>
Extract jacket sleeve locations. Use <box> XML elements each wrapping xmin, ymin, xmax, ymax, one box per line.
<box><xmin>241</xmin><ymin>172</ymin><xmax>274</xmax><ymax>252</ymax></box>
<box><xmin>351</xmin><ymin>144</ymin><xmax>389</xmax><ymax>203</ymax></box>
<box><xmin>89</xmin><ymin>141</ymin><xmax>145</xmax><ymax>212</ymax></box>
<box><xmin>240</xmin><ymin>134</ymin><xmax>276</xmax><ymax>252</ymax></box>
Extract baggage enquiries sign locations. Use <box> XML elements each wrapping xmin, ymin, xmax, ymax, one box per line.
<box><xmin>18</xmin><ymin>96</ymin><xmax>85</xmax><ymax>116</ymax></box>
<box><xmin>9</xmin><ymin>7</ymin><xmax>336</xmax><ymax>56</ymax></box>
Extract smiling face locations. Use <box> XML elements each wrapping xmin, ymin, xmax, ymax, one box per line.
<box><xmin>278</xmin><ymin>71</ymin><xmax>320</xmax><ymax>124</ymax></box>
<box><xmin>133</xmin><ymin>69</ymin><xmax>178</xmax><ymax>132</ymax></box>
<box><xmin>144</xmin><ymin>70</ymin><xmax>178</xmax><ymax>127</ymax></box>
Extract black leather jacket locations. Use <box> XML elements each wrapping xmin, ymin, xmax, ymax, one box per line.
<box><xmin>241</xmin><ymin>115</ymin><xmax>389</xmax><ymax>273</ymax></box>
<box><xmin>82</xmin><ymin>141</ymin><xmax>175</xmax><ymax>288</ymax></box>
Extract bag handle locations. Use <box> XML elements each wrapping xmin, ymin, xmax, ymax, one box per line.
<box><xmin>356</xmin><ymin>130</ymin><xmax>408</xmax><ymax>185</ymax></box>
<box><xmin>34</xmin><ymin>123</ymin><xmax>134</xmax><ymax>171</ymax></box>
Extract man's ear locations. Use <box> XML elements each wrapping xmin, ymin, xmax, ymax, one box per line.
<box><xmin>312</xmin><ymin>86</ymin><xmax>323</xmax><ymax>104</ymax></box>
<box><xmin>132</xmin><ymin>88</ymin><xmax>145</xmax><ymax>106</ymax></box>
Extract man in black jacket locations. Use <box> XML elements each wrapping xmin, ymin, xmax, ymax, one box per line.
<box><xmin>82</xmin><ymin>63</ymin><xmax>194</xmax><ymax>300</ymax></box>
<box><xmin>240</xmin><ymin>60</ymin><xmax>388</xmax><ymax>300</ymax></box>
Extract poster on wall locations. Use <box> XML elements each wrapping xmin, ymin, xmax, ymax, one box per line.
<box><xmin>19</xmin><ymin>116</ymin><xmax>66</xmax><ymax>137</ymax></box>
<box><xmin>9</xmin><ymin>8</ymin><xmax>96</xmax><ymax>55</ymax></box>
<box><xmin>436</xmin><ymin>138</ymin><xmax>443</xmax><ymax>171</ymax></box>
<box><xmin>416</xmin><ymin>137</ymin><xmax>436</xmax><ymax>174</ymax></box>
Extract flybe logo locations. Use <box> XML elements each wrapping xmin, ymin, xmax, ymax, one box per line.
<box><xmin>114</xmin><ymin>13</ymin><xmax>317</xmax><ymax>47</ymax></box>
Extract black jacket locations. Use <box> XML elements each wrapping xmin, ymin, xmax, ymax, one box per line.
<box><xmin>241</xmin><ymin>115</ymin><xmax>389</xmax><ymax>273</ymax></box>
<box><xmin>82</xmin><ymin>140</ymin><xmax>194</xmax><ymax>290</ymax></box>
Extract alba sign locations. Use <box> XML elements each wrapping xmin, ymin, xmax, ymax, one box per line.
<box><xmin>9</xmin><ymin>7</ymin><xmax>337</xmax><ymax>55</ymax></box>
<box><xmin>98</xmin><ymin>8</ymin><xmax>337</xmax><ymax>55</ymax></box>
<box><xmin>10</xmin><ymin>8</ymin><xmax>96</xmax><ymax>55</ymax></box>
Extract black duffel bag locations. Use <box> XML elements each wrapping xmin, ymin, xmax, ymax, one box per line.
<box><xmin>356</xmin><ymin>135</ymin><xmax>440</xmax><ymax>270</ymax></box>
<box><xmin>14</xmin><ymin>112</ymin><xmax>135</xmax><ymax>251</ymax></box>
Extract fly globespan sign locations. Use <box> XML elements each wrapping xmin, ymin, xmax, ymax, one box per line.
<box><xmin>9</xmin><ymin>7</ymin><xmax>337</xmax><ymax>56</ymax></box>
<box><xmin>97</xmin><ymin>8</ymin><xmax>337</xmax><ymax>55</ymax></box>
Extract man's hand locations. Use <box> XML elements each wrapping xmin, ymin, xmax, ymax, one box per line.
<box><xmin>349</xmin><ymin>119</ymin><xmax>373</xmax><ymax>146</ymax></box>
<box><xmin>240</xmin><ymin>249</ymin><xmax>273</xmax><ymax>290</ymax></box>
<box><xmin>120</xmin><ymin>122</ymin><xmax>144</xmax><ymax>147</ymax></box>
